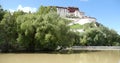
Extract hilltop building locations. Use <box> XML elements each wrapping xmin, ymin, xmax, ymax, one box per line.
<box><xmin>50</xmin><ymin>6</ymin><xmax>96</xmax><ymax>25</ymax></box>
<box><xmin>55</xmin><ymin>6</ymin><xmax>84</xmax><ymax>18</ymax></box>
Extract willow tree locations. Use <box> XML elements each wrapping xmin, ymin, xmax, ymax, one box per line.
<box><xmin>0</xmin><ymin>12</ymin><xmax>18</xmax><ymax>52</ymax></box>
<box><xmin>16</xmin><ymin>11</ymin><xmax>76</xmax><ymax>51</ymax></box>
<box><xmin>80</xmin><ymin>23</ymin><xmax>120</xmax><ymax>46</ymax></box>
<box><xmin>0</xmin><ymin>5</ymin><xmax>6</xmax><ymax>21</ymax></box>
<box><xmin>37</xmin><ymin>6</ymin><xmax>57</xmax><ymax>15</ymax></box>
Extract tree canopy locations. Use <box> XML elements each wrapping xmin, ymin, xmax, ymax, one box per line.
<box><xmin>0</xmin><ymin>5</ymin><xmax>120</xmax><ymax>53</ymax></box>
<box><xmin>79</xmin><ymin>22</ymin><xmax>120</xmax><ymax>46</ymax></box>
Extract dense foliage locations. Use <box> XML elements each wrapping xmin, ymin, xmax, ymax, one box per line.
<box><xmin>79</xmin><ymin>22</ymin><xmax>120</xmax><ymax>46</ymax></box>
<box><xmin>70</xmin><ymin>24</ymin><xmax>83</xmax><ymax>29</ymax></box>
<box><xmin>0</xmin><ymin>5</ymin><xmax>120</xmax><ymax>53</ymax></box>
<box><xmin>0</xmin><ymin>5</ymin><xmax>6</xmax><ymax>21</ymax></box>
<box><xmin>0</xmin><ymin>6</ymin><xmax>77</xmax><ymax>52</ymax></box>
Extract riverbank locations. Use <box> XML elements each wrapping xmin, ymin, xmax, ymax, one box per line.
<box><xmin>69</xmin><ymin>46</ymin><xmax>120</xmax><ymax>50</ymax></box>
<box><xmin>0</xmin><ymin>46</ymin><xmax>120</xmax><ymax>53</ymax></box>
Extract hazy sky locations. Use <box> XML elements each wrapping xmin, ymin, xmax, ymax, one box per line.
<box><xmin>0</xmin><ymin>0</ymin><xmax>120</xmax><ymax>34</ymax></box>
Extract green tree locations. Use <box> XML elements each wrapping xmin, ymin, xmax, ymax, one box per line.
<box><xmin>12</xmin><ymin>10</ymin><xmax>26</xmax><ymax>19</ymax></box>
<box><xmin>16</xmin><ymin>12</ymin><xmax>75</xmax><ymax>51</ymax></box>
<box><xmin>16</xmin><ymin>14</ymin><xmax>36</xmax><ymax>52</ymax></box>
<box><xmin>0</xmin><ymin>5</ymin><xmax>6</xmax><ymax>21</ymax></box>
<box><xmin>0</xmin><ymin>10</ymin><xmax>26</xmax><ymax>52</ymax></box>
<box><xmin>99</xmin><ymin>26</ymin><xmax>120</xmax><ymax>46</ymax></box>
<box><xmin>80</xmin><ymin>28</ymin><xmax>106</xmax><ymax>46</ymax></box>
<box><xmin>0</xmin><ymin>12</ymin><xmax>17</xmax><ymax>52</ymax></box>
<box><xmin>34</xmin><ymin>13</ymin><xmax>74</xmax><ymax>51</ymax></box>
<box><xmin>37</xmin><ymin>6</ymin><xmax>57</xmax><ymax>15</ymax></box>
<box><xmin>80</xmin><ymin>23</ymin><xmax>120</xmax><ymax>46</ymax></box>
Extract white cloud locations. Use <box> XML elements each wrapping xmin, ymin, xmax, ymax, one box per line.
<box><xmin>80</xmin><ymin>0</ymin><xmax>88</xmax><ymax>2</ymax></box>
<box><xmin>9</xmin><ymin>9</ymin><xmax>15</xmax><ymax>13</ymax></box>
<box><xmin>17</xmin><ymin>5</ymin><xmax>37</xmax><ymax>13</ymax></box>
<box><xmin>9</xmin><ymin>5</ymin><xmax>37</xmax><ymax>13</ymax></box>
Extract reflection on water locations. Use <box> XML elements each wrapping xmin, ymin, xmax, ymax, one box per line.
<box><xmin>0</xmin><ymin>50</ymin><xmax>120</xmax><ymax>63</ymax></box>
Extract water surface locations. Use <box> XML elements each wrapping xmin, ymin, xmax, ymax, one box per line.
<box><xmin>0</xmin><ymin>50</ymin><xmax>120</xmax><ymax>63</ymax></box>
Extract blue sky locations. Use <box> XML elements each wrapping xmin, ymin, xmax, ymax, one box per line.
<box><xmin>0</xmin><ymin>0</ymin><xmax>120</xmax><ymax>34</ymax></box>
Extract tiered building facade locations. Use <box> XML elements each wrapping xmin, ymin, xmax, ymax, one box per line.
<box><xmin>50</xmin><ymin>6</ymin><xmax>96</xmax><ymax>25</ymax></box>
<box><xmin>56</xmin><ymin>6</ymin><xmax>84</xmax><ymax>18</ymax></box>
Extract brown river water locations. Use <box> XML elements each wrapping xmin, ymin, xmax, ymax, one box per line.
<box><xmin>0</xmin><ymin>50</ymin><xmax>120</xmax><ymax>63</ymax></box>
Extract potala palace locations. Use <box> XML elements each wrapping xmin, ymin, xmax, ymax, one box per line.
<box><xmin>55</xmin><ymin>6</ymin><xmax>96</xmax><ymax>25</ymax></box>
